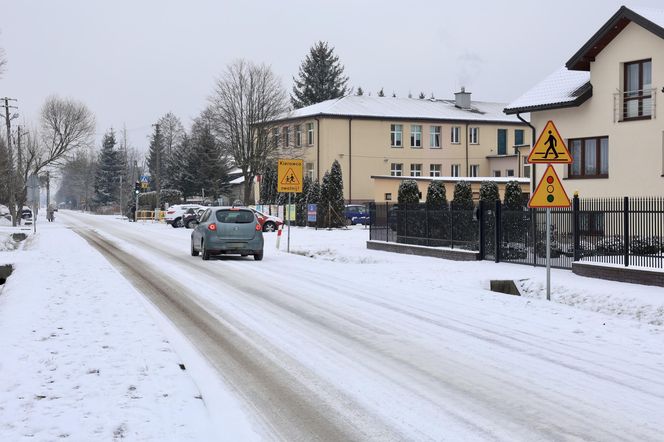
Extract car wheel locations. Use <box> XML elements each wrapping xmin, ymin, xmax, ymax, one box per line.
<box><xmin>190</xmin><ymin>239</ymin><xmax>199</xmax><ymax>256</ymax></box>
<box><xmin>254</xmin><ymin>251</ymin><xmax>263</xmax><ymax>261</ymax></box>
<box><xmin>185</xmin><ymin>220</ymin><xmax>192</xmax><ymax>229</ymax></box>
<box><xmin>201</xmin><ymin>240</ymin><xmax>211</xmax><ymax>261</ymax></box>
<box><xmin>176</xmin><ymin>217</ymin><xmax>185</xmax><ymax>228</ymax></box>
<box><xmin>263</xmin><ymin>221</ymin><xmax>276</xmax><ymax>232</ymax></box>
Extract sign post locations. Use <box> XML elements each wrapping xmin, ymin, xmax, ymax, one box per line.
<box><xmin>527</xmin><ymin>121</ymin><xmax>573</xmax><ymax>301</ymax></box>
<box><xmin>277</xmin><ymin>159</ymin><xmax>303</xmax><ymax>253</ymax></box>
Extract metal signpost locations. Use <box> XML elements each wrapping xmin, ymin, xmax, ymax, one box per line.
<box><xmin>527</xmin><ymin>121</ymin><xmax>573</xmax><ymax>301</ymax></box>
<box><xmin>27</xmin><ymin>174</ymin><xmax>39</xmax><ymax>233</ymax></box>
<box><xmin>277</xmin><ymin>159</ymin><xmax>303</xmax><ymax>253</ymax></box>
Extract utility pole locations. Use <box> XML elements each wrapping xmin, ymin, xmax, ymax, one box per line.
<box><xmin>152</xmin><ymin>123</ymin><xmax>161</xmax><ymax>212</ymax></box>
<box><xmin>2</xmin><ymin>97</ymin><xmax>18</xmax><ymax>225</ymax></box>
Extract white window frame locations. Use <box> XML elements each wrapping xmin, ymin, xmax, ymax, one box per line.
<box><xmin>451</xmin><ymin>126</ymin><xmax>460</xmax><ymax>144</ymax></box>
<box><xmin>451</xmin><ymin>164</ymin><xmax>460</xmax><ymax>177</ymax></box>
<box><xmin>390</xmin><ymin>163</ymin><xmax>403</xmax><ymax>176</ymax></box>
<box><xmin>307</xmin><ymin>122</ymin><xmax>314</xmax><ymax>145</ymax></box>
<box><xmin>283</xmin><ymin>126</ymin><xmax>290</xmax><ymax>147</ymax></box>
<box><xmin>295</xmin><ymin>125</ymin><xmax>302</xmax><ymax>147</ymax></box>
<box><xmin>410</xmin><ymin>125</ymin><xmax>422</xmax><ymax>148</ymax></box>
<box><xmin>305</xmin><ymin>162</ymin><xmax>314</xmax><ymax>180</ymax></box>
<box><xmin>410</xmin><ymin>163</ymin><xmax>422</xmax><ymax>176</ymax></box>
<box><xmin>506</xmin><ymin>169</ymin><xmax>514</xmax><ymax>177</ymax></box>
<box><xmin>430</xmin><ymin>126</ymin><xmax>441</xmax><ymax>148</ymax></box>
<box><xmin>272</xmin><ymin>128</ymin><xmax>280</xmax><ymax>147</ymax></box>
<box><xmin>470</xmin><ymin>164</ymin><xmax>480</xmax><ymax>177</ymax></box>
<box><xmin>469</xmin><ymin>127</ymin><xmax>479</xmax><ymax>144</ymax></box>
<box><xmin>429</xmin><ymin>164</ymin><xmax>441</xmax><ymax>177</ymax></box>
<box><xmin>523</xmin><ymin>164</ymin><xmax>531</xmax><ymax>178</ymax></box>
<box><xmin>493</xmin><ymin>170</ymin><xmax>501</xmax><ymax>177</ymax></box>
<box><xmin>391</xmin><ymin>124</ymin><xmax>403</xmax><ymax>147</ymax></box>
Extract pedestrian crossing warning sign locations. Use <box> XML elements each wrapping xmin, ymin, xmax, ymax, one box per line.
<box><xmin>277</xmin><ymin>159</ymin><xmax>303</xmax><ymax>193</ymax></box>
<box><xmin>528</xmin><ymin>164</ymin><xmax>571</xmax><ymax>208</ymax></box>
<box><xmin>527</xmin><ymin>120</ymin><xmax>573</xmax><ymax>164</ymax></box>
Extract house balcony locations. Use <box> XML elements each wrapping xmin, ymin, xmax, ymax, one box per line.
<box><xmin>614</xmin><ymin>88</ymin><xmax>656</xmax><ymax>122</ymax></box>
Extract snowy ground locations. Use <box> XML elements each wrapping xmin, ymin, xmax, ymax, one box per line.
<box><xmin>1</xmin><ymin>211</ymin><xmax>663</xmax><ymax>440</ymax></box>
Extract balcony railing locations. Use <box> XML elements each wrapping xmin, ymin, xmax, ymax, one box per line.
<box><xmin>614</xmin><ymin>88</ymin><xmax>656</xmax><ymax>122</ymax></box>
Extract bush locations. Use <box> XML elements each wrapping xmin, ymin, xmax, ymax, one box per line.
<box><xmin>597</xmin><ymin>235</ymin><xmax>624</xmax><ymax>256</ymax></box>
<box><xmin>630</xmin><ymin>235</ymin><xmax>661</xmax><ymax>255</ymax></box>
<box><xmin>451</xmin><ymin>182</ymin><xmax>473</xmax><ymax>210</ymax></box>
<box><xmin>479</xmin><ymin>181</ymin><xmax>500</xmax><ymax>205</ymax></box>
<box><xmin>426</xmin><ymin>181</ymin><xmax>447</xmax><ymax>208</ymax></box>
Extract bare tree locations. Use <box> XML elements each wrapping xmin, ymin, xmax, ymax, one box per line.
<box><xmin>0</xmin><ymin>46</ymin><xmax>6</xmax><ymax>78</ymax></box>
<box><xmin>209</xmin><ymin>59</ymin><xmax>288</xmax><ymax>204</ymax></box>
<box><xmin>39</xmin><ymin>95</ymin><xmax>95</xmax><ymax>170</ymax></box>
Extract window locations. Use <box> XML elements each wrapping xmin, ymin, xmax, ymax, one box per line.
<box><xmin>506</xmin><ymin>169</ymin><xmax>515</xmax><ymax>177</ymax></box>
<box><xmin>497</xmin><ymin>129</ymin><xmax>507</xmax><ymax>155</ymax></box>
<box><xmin>569</xmin><ymin>136</ymin><xmax>609</xmax><ymax>178</ymax></box>
<box><xmin>451</xmin><ymin>164</ymin><xmax>460</xmax><ymax>177</ymax></box>
<box><xmin>469</xmin><ymin>127</ymin><xmax>479</xmax><ymax>144</ymax></box>
<box><xmin>580</xmin><ymin>213</ymin><xmax>605</xmax><ymax>236</ymax></box>
<box><xmin>429</xmin><ymin>164</ymin><xmax>441</xmax><ymax>177</ymax></box>
<box><xmin>306</xmin><ymin>122</ymin><xmax>314</xmax><ymax>145</ymax></box>
<box><xmin>283</xmin><ymin>126</ymin><xmax>290</xmax><ymax>147</ymax></box>
<box><xmin>410</xmin><ymin>163</ymin><xmax>422</xmax><ymax>176</ymax></box>
<box><xmin>624</xmin><ymin>59</ymin><xmax>652</xmax><ymax>119</ymax></box>
<box><xmin>385</xmin><ymin>193</ymin><xmax>392</xmax><ymax>201</ymax></box>
<box><xmin>390</xmin><ymin>163</ymin><xmax>403</xmax><ymax>176</ymax></box>
<box><xmin>391</xmin><ymin>124</ymin><xmax>403</xmax><ymax>147</ymax></box>
<box><xmin>515</xmin><ymin>129</ymin><xmax>524</xmax><ymax>146</ymax></box>
<box><xmin>430</xmin><ymin>126</ymin><xmax>441</xmax><ymax>148</ymax></box>
<box><xmin>451</xmin><ymin>126</ymin><xmax>460</xmax><ymax>144</ymax></box>
<box><xmin>272</xmin><ymin>128</ymin><xmax>280</xmax><ymax>147</ymax></box>
<box><xmin>470</xmin><ymin>164</ymin><xmax>479</xmax><ymax>177</ymax></box>
<box><xmin>523</xmin><ymin>164</ymin><xmax>531</xmax><ymax>178</ymax></box>
<box><xmin>493</xmin><ymin>170</ymin><xmax>501</xmax><ymax>177</ymax></box>
<box><xmin>410</xmin><ymin>125</ymin><xmax>422</xmax><ymax>148</ymax></box>
<box><xmin>295</xmin><ymin>125</ymin><xmax>302</xmax><ymax>147</ymax></box>
<box><xmin>305</xmin><ymin>162</ymin><xmax>314</xmax><ymax>180</ymax></box>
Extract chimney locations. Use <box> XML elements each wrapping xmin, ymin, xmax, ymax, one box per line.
<box><xmin>454</xmin><ymin>87</ymin><xmax>471</xmax><ymax>110</ymax></box>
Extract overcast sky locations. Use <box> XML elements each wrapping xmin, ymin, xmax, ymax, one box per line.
<box><xmin>1</xmin><ymin>0</ymin><xmax>662</xmax><ymax>153</ymax></box>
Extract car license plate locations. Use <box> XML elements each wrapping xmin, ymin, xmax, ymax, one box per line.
<box><xmin>227</xmin><ymin>243</ymin><xmax>244</xmax><ymax>248</ymax></box>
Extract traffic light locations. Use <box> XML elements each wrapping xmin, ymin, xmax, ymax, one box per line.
<box><xmin>134</xmin><ymin>181</ymin><xmax>141</xmax><ymax>195</ymax></box>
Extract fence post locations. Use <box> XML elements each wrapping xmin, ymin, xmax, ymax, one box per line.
<box><xmin>624</xmin><ymin>196</ymin><xmax>629</xmax><ymax>267</ymax></box>
<box><xmin>385</xmin><ymin>202</ymin><xmax>389</xmax><ymax>242</ymax></box>
<box><xmin>495</xmin><ymin>200</ymin><xmax>502</xmax><ymax>263</ymax></box>
<box><xmin>573</xmin><ymin>194</ymin><xmax>580</xmax><ymax>261</ymax></box>
<box><xmin>531</xmin><ymin>208</ymin><xmax>537</xmax><ymax>266</ymax></box>
<box><xmin>478</xmin><ymin>200</ymin><xmax>485</xmax><ymax>260</ymax></box>
<box><xmin>425</xmin><ymin>204</ymin><xmax>430</xmax><ymax>247</ymax></box>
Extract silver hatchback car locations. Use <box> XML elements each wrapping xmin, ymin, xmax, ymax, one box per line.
<box><xmin>191</xmin><ymin>207</ymin><xmax>264</xmax><ymax>261</ymax></box>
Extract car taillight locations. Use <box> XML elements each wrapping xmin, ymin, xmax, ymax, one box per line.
<box><xmin>255</xmin><ymin>223</ymin><xmax>262</xmax><ymax>231</ymax></box>
<box><xmin>208</xmin><ymin>223</ymin><xmax>217</xmax><ymax>231</ymax></box>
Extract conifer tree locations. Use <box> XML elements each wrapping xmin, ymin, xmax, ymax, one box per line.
<box><xmin>291</xmin><ymin>41</ymin><xmax>350</xmax><ymax>109</ymax></box>
<box><xmin>295</xmin><ymin>175</ymin><xmax>312</xmax><ymax>226</ymax></box>
<box><xmin>398</xmin><ymin>180</ymin><xmax>420</xmax><ymax>204</ymax></box>
<box><xmin>503</xmin><ymin>180</ymin><xmax>526</xmax><ymax>210</ymax></box>
<box><xmin>479</xmin><ymin>181</ymin><xmax>500</xmax><ymax>205</ymax></box>
<box><xmin>327</xmin><ymin>159</ymin><xmax>345</xmax><ymax>227</ymax></box>
<box><xmin>378</xmin><ymin>88</ymin><xmax>385</xmax><ymax>97</ymax></box>
<box><xmin>190</xmin><ymin>118</ymin><xmax>230</xmax><ymax>201</ymax></box>
<box><xmin>318</xmin><ymin>171</ymin><xmax>331</xmax><ymax>228</ymax></box>
<box><xmin>451</xmin><ymin>181</ymin><xmax>474</xmax><ymax>210</ymax></box>
<box><xmin>147</xmin><ymin>126</ymin><xmax>166</xmax><ymax>192</ymax></box>
<box><xmin>418</xmin><ymin>92</ymin><xmax>425</xmax><ymax>99</ymax></box>
<box><xmin>93</xmin><ymin>129</ymin><xmax>122</xmax><ymax>207</ymax></box>
<box><xmin>356</xmin><ymin>87</ymin><xmax>364</xmax><ymax>96</ymax></box>
<box><xmin>259</xmin><ymin>164</ymin><xmax>278</xmax><ymax>204</ymax></box>
<box><xmin>426</xmin><ymin>181</ymin><xmax>447</xmax><ymax>208</ymax></box>
<box><xmin>307</xmin><ymin>180</ymin><xmax>320</xmax><ymax>204</ymax></box>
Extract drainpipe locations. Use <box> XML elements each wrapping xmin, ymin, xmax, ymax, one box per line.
<box><xmin>516</xmin><ymin>112</ymin><xmax>536</xmax><ymax>193</ymax></box>
<box><xmin>315</xmin><ymin>117</ymin><xmax>321</xmax><ymax>182</ymax></box>
<box><xmin>348</xmin><ymin>118</ymin><xmax>352</xmax><ymax>203</ymax></box>
<box><xmin>464</xmin><ymin>122</ymin><xmax>469</xmax><ymax>176</ymax></box>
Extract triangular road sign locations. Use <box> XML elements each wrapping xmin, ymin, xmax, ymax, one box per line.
<box><xmin>527</xmin><ymin>120</ymin><xmax>573</xmax><ymax>164</ymax></box>
<box><xmin>528</xmin><ymin>165</ymin><xmax>571</xmax><ymax>208</ymax></box>
<box><xmin>280</xmin><ymin>167</ymin><xmax>300</xmax><ymax>185</ymax></box>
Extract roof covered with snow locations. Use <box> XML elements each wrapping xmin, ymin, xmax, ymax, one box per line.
<box><xmin>274</xmin><ymin>95</ymin><xmax>525</xmax><ymax>124</ymax></box>
<box><xmin>504</xmin><ymin>68</ymin><xmax>591</xmax><ymax>115</ymax></box>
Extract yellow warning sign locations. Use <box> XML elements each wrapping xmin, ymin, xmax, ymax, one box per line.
<box><xmin>527</xmin><ymin>120</ymin><xmax>573</xmax><ymax>164</ymax></box>
<box><xmin>277</xmin><ymin>159</ymin><xmax>303</xmax><ymax>193</ymax></box>
<box><xmin>528</xmin><ymin>165</ymin><xmax>571</xmax><ymax>208</ymax></box>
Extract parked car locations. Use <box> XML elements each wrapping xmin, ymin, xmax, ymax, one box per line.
<box><xmin>344</xmin><ymin>204</ymin><xmax>370</xmax><ymax>225</ymax></box>
<box><xmin>191</xmin><ymin>207</ymin><xmax>264</xmax><ymax>261</ymax></box>
<box><xmin>164</xmin><ymin>204</ymin><xmax>205</xmax><ymax>228</ymax></box>
<box><xmin>183</xmin><ymin>208</ymin><xmax>206</xmax><ymax>229</ymax></box>
<box><xmin>251</xmin><ymin>209</ymin><xmax>283</xmax><ymax>232</ymax></box>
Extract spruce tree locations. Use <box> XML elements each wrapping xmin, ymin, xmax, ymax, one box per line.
<box><xmin>295</xmin><ymin>176</ymin><xmax>312</xmax><ymax>226</ymax></box>
<box><xmin>418</xmin><ymin>92</ymin><xmax>425</xmax><ymax>99</ymax></box>
<box><xmin>291</xmin><ymin>41</ymin><xmax>350</xmax><ymax>109</ymax></box>
<box><xmin>378</xmin><ymin>88</ymin><xmax>385</xmax><ymax>97</ymax></box>
<box><xmin>504</xmin><ymin>180</ymin><xmax>526</xmax><ymax>210</ymax></box>
<box><xmin>307</xmin><ymin>180</ymin><xmax>320</xmax><ymax>204</ymax></box>
<box><xmin>356</xmin><ymin>87</ymin><xmax>364</xmax><ymax>96</ymax></box>
<box><xmin>190</xmin><ymin>119</ymin><xmax>230</xmax><ymax>201</ymax></box>
<box><xmin>259</xmin><ymin>164</ymin><xmax>278</xmax><ymax>204</ymax></box>
<box><xmin>318</xmin><ymin>171</ymin><xmax>331</xmax><ymax>228</ymax></box>
<box><xmin>147</xmin><ymin>127</ymin><xmax>166</xmax><ymax>192</ymax></box>
<box><xmin>426</xmin><ymin>181</ymin><xmax>447</xmax><ymax>208</ymax></box>
<box><xmin>93</xmin><ymin>129</ymin><xmax>121</xmax><ymax>207</ymax></box>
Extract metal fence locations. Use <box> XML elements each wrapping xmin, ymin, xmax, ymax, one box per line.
<box><xmin>369</xmin><ymin>196</ymin><xmax>664</xmax><ymax>270</ymax></box>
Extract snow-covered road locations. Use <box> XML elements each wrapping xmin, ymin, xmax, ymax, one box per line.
<box><xmin>61</xmin><ymin>211</ymin><xmax>664</xmax><ymax>441</ymax></box>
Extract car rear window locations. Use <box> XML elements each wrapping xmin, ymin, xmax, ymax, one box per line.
<box><xmin>215</xmin><ymin>209</ymin><xmax>255</xmax><ymax>224</ymax></box>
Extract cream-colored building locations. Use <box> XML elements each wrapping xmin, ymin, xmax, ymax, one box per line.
<box><xmin>271</xmin><ymin>92</ymin><xmax>532</xmax><ymax>203</ymax></box>
<box><xmin>505</xmin><ymin>6</ymin><xmax>664</xmax><ymax>198</ymax></box>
